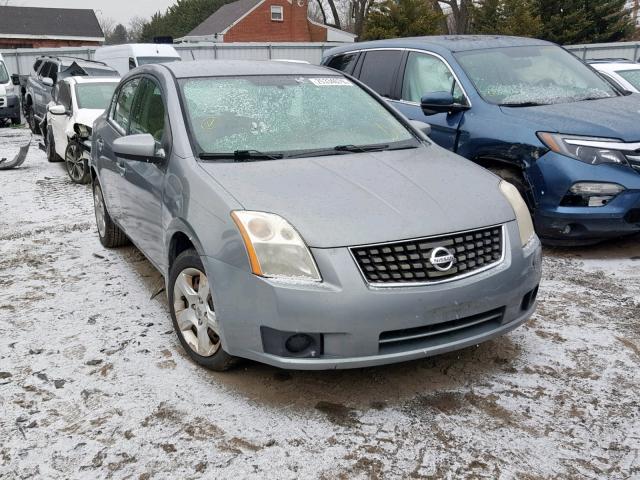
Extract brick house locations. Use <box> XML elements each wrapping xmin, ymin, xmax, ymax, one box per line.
<box><xmin>178</xmin><ymin>0</ymin><xmax>355</xmax><ymax>43</ymax></box>
<box><xmin>0</xmin><ymin>6</ymin><xmax>104</xmax><ymax>49</ymax></box>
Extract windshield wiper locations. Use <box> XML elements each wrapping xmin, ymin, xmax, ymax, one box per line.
<box><xmin>499</xmin><ymin>101</ymin><xmax>548</xmax><ymax>107</ymax></box>
<box><xmin>199</xmin><ymin>150</ymin><xmax>284</xmax><ymax>162</ymax></box>
<box><xmin>334</xmin><ymin>143</ymin><xmax>390</xmax><ymax>153</ymax></box>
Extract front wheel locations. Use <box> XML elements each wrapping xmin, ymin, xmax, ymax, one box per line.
<box><xmin>65</xmin><ymin>141</ymin><xmax>90</xmax><ymax>184</ymax></box>
<box><xmin>26</xmin><ymin>106</ymin><xmax>39</xmax><ymax>135</ymax></box>
<box><xmin>168</xmin><ymin>249</ymin><xmax>237</xmax><ymax>371</ymax></box>
<box><xmin>92</xmin><ymin>181</ymin><xmax>129</xmax><ymax>248</ymax></box>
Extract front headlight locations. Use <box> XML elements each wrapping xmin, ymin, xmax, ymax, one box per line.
<box><xmin>231</xmin><ymin>211</ymin><xmax>321</xmax><ymax>281</ymax></box>
<box><xmin>4</xmin><ymin>84</ymin><xmax>15</xmax><ymax>95</ymax></box>
<box><xmin>499</xmin><ymin>181</ymin><xmax>535</xmax><ymax>247</ymax></box>
<box><xmin>537</xmin><ymin>132</ymin><xmax>628</xmax><ymax>165</ymax></box>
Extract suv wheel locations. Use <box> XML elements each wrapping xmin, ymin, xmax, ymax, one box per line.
<box><xmin>92</xmin><ymin>181</ymin><xmax>129</xmax><ymax>248</ymax></box>
<box><xmin>168</xmin><ymin>249</ymin><xmax>237</xmax><ymax>371</ymax></box>
<box><xmin>26</xmin><ymin>106</ymin><xmax>39</xmax><ymax>135</ymax></box>
<box><xmin>65</xmin><ymin>141</ymin><xmax>90</xmax><ymax>184</ymax></box>
<box><xmin>46</xmin><ymin>127</ymin><xmax>61</xmax><ymax>163</ymax></box>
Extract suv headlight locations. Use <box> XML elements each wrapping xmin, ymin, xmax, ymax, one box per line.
<box><xmin>537</xmin><ymin>132</ymin><xmax>628</xmax><ymax>165</ymax></box>
<box><xmin>499</xmin><ymin>181</ymin><xmax>535</xmax><ymax>247</ymax></box>
<box><xmin>231</xmin><ymin>211</ymin><xmax>321</xmax><ymax>281</ymax></box>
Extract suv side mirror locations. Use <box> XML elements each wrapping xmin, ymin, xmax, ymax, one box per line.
<box><xmin>420</xmin><ymin>91</ymin><xmax>470</xmax><ymax>116</ymax></box>
<box><xmin>113</xmin><ymin>134</ymin><xmax>164</xmax><ymax>163</ymax></box>
<box><xmin>48</xmin><ymin>104</ymin><xmax>67</xmax><ymax>115</ymax></box>
<box><xmin>42</xmin><ymin>77</ymin><xmax>54</xmax><ymax>87</ymax></box>
<box><xmin>11</xmin><ymin>74</ymin><xmax>20</xmax><ymax>86</ymax></box>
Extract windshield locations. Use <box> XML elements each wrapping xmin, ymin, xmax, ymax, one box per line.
<box><xmin>180</xmin><ymin>75</ymin><xmax>416</xmax><ymax>157</ymax></box>
<box><xmin>455</xmin><ymin>45</ymin><xmax>618</xmax><ymax>106</ymax></box>
<box><xmin>137</xmin><ymin>56</ymin><xmax>181</xmax><ymax>66</ymax></box>
<box><xmin>616</xmin><ymin>69</ymin><xmax>640</xmax><ymax>90</ymax></box>
<box><xmin>0</xmin><ymin>62</ymin><xmax>9</xmax><ymax>84</ymax></box>
<box><xmin>75</xmin><ymin>82</ymin><xmax>118</xmax><ymax>109</ymax></box>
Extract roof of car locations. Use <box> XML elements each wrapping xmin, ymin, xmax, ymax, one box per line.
<box><xmin>591</xmin><ymin>61</ymin><xmax>640</xmax><ymax>71</ymax></box>
<box><xmin>158</xmin><ymin>59</ymin><xmax>336</xmax><ymax>78</ymax></box>
<box><xmin>324</xmin><ymin>35</ymin><xmax>554</xmax><ymax>57</ymax></box>
<box><xmin>66</xmin><ymin>76</ymin><xmax>121</xmax><ymax>84</ymax></box>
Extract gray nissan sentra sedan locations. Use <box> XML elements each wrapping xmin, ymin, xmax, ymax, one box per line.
<box><xmin>90</xmin><ymin>60</ymin><xmax>542</xmax><ymax>371</ymax></box>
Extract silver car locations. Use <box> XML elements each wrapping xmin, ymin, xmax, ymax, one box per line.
<box><xmin>90</xmin><ymin>60</ymin><xmax>542</xmax><ymax>371</ymax></box>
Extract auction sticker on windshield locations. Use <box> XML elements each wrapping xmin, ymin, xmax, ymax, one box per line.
<box><xmin>309</xmin><ymin>78</ymin><xmax>353</xmax><ymax>86</ymax></box>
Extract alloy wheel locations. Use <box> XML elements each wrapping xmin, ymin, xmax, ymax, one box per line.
<box><xmin>93</xmin><ymin>185</ymin><xmax>107</xmax><ymax>238</ymax></box>
<box><xmin>173</xmin><ymin>268</ymin><xmax>220</xmax><ymax>357</ymax></box>
<box><xmin>66</xmin><ymin>143</ymin><xmax>86</xmax><ymax>182</ymax></box>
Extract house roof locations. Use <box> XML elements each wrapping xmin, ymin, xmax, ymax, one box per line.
<box><xmin>187</xmin><ymin>0</ymin><xmax>263</xmax><ymax>37</ymax></box>
<box><xmin>0</xmin><ymin>6</ymin><xmax>104</xmax><ymax>40</ymax></box>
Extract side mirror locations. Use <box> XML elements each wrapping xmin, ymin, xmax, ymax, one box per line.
<box><xmin>48</xmin><ymin>104</ymin><xmax>67</xmax><ymax>115</ymax></box>
<box><xmin>420</xmin><ymin>91</ymin><xmax>469</xmax><ymax>116</ymax></box>
<box><xmin>11</xmin><ymin>74</ymin><xmax>20</xmax><ymax>86</ymax></box>
<box><xmin>409</xmin><ymin>120</ymin><xmax>431</xmax><ymax>138</ymax></box>
<box><xmin>113</xmin><ymin>134</ymin><xmax>164</xmax><ymax>163</ymax></box>
<box><xmin>42</xmin><ymin>77</ymin><xmax>54</xmax><ymax>87</ymax></box>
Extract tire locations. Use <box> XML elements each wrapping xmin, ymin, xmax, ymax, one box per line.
<box><xmin>26</xmin><ymin>105</ymin><xmax>39</xmax><ymax>135</ymax></box>
<box><xmin>11</xmin><ymin>116</ymin><xmax>21</xmax><ymax>126</ymax></box>
<box><xmin>488</xmin><ymin>166</ymin><xmax>532</xmax><ymax>211</ymax></box>
<box><xmin>46</xmin><ymin>127</ymin><xmax>61</xmax><ymax>162</ymax></box>
<box><xmin>65</xmin><ymin>141</ymin><xmax>91</xmax><ymax>184</ymax></box>
<box><xmin>168</xmin><ymin>249</ymin><xmax>237</xmax><ymax>371</ymax></box>
<box><xmin>92</xmin><ymin>181</ymin><xmax>129</xmax><ymax>248</ymax></box>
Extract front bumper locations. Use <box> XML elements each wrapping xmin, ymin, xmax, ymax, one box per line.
<box><xmin>0</xmin><ymin>94</ymin><xmax>19</xmax><ymax>120</ymax></box>
<box><xmin>203</xmin><ymin>221</ymin><xmax>542</xmax><ymax>370</ymax></box>
<box><xmin>532</xmin><ymin>152</ymin><xmax>640</xmax><ymax>241</ymax></box>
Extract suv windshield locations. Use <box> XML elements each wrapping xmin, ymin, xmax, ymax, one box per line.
<box><xmin>455</xmin><ymin>45</ymin><xmax>618</xmax><ymax>106</ymax></box>
<box><xmin>180</xmin><ymin>75</ymin><xmax>416</xmax><ymax>157</ymax></box>
<box><xmin>0</xmin><ymin>62</ymin><xmax>9</xmax><ymax>84</ymax></box>
<box><xmin>616</xmin><ymin>68</ymin><xmax>640</xmax><ymax>90</ymax></box>
<box><xmin>75</xmin><ymin>82</ymin><xmax>118</xmax><ymax>109</ymax></box>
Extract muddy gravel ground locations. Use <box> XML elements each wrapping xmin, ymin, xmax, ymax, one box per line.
<box><xmin>1</xmin><ymin>129</ymin><xmax>639</xmax><ymax>479</ymax></box>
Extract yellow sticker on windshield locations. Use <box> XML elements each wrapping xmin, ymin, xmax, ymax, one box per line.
<box><xmin>201</xmin><ymin>118</ymin><xmax>216</xmax><ymax>130</ymax></box>
<box><xmin>309</xmin><ymin>78</ymin><xmax>353</xmax><ymax>86</ymax></box>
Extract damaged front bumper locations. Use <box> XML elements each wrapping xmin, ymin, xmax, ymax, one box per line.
<box><xmin>0</xmin><ymin>130</ymin><xmax>31</xmax><ymax>170</ymax></box>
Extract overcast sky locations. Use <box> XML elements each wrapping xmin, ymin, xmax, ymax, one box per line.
<box><xmin>7</xmin><ymin>0</ymin><xmax>177</xmax><ymax>26</ymax></box>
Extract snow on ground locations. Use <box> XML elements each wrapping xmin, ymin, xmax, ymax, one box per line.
<box><xmin>0</xmin><ymin>127</ymin><xmax>639</xmax><ymax>479</ymax></box>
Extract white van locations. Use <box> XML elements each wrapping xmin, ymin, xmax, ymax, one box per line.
<box><xmin>93</xmin><ymin>44</ymin><xmax>182</xmax><ymax>76</ymax></box>
<box><xmin>0</xmin><ymin>53</ymin><xmax>21</xmax><ymax>125</ymax></box>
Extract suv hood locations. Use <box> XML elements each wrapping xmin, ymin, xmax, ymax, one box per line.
<box><xmin>74</xmin><ymin>109</ymin><xmax>105</xmax><ymax>127</ymax></box>
<box><xmin>199</xmin><ymin>146</ymin><xmax>514</xmax><ymax>248</ymax></box>
<box><xmin>500</xmin><ymin>95</ymin><xmax>640</xmax><ymax>141</ymax></box>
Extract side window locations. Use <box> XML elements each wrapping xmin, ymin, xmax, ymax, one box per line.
<box><xmin>111</xmin><ymin>78</ymin><xmax>141</xmax><ymax>133</ymax></box>
<box><xmin>58</xmin><ymin>82</ymin><xmax>72</xmax><ymax>110</ymax></box>
<box><xmin>326</xmin><ymin>53</ymin><xmax>358</xmax><ymax>74</ymax></box>
<box><xmin>33</xmin><ymin>60</ymin><xmax>43</xmax><ymax>74</ymax></box>
<box><xmin>129</xmin><ymin>57</ymin><xmax>136</xmax><ymax>70</ymax></box>
<box><xmin>49</xmin><ymin>63</ymin><xmax>59</xmax><ymax>84</ymax></box>
<box><xmin>357</xmin><ymin>50</ymin><xmax>404</xmax><ymax>98</ymax></box>
<box><xmin>401</xmin><ymin>52</ymin><xmax>466</xmax><ymax>104</ymax></box>
<box><xmin>130</xmin><ymin>78</ymin><xmax>166</xmax><ymax>142</ymax></box>
<box><xmin>39</xmin><ymin>62</ymin><xmax>52</xmax><ymax>80</ymax></box>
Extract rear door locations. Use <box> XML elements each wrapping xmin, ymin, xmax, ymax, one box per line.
<box><xmin>355</xmin><ymin>49</ymin><xmax>405</xmax><ymax>101</ymax></box>
<box><xmin>94</xmin><ymin>77</ymin><xmax>141</xmax><ymax>224</ymax></box>
<box><xmin>390</xmin><ymin>51</ymin><xmax>469</xmax><ymax>150</ymax></box>
<box><xmin>118</xmin><ymin>76</ymin><xmax>168</xmax><ymax>268</ymax></box>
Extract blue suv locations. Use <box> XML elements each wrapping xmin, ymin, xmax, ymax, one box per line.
<box><xmin>323</xmin><ymin>36</ymin><xmax>640</xmax><ymax>244</ymax></box>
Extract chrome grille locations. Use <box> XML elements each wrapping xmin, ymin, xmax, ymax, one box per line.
<box><xmin>350</xmin><ymin>225</ymin><xmax>504</xmax><ymax>286</ymax></box>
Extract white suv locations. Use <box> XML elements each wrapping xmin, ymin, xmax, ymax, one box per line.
<box><xmin>46</xmin><ymin>76</ymin><xmax>119</xmax><ymax>183</ymax></box>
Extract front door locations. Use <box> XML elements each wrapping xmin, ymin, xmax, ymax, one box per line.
<box><xmin>390</xmin><ymin>52</ymin><xmax>469</xmax><ymax>151</ymax></box>
<box><xmin>95</xmin><ymin>77</ymin><xmax>141</xmax><ymax>223</ymax></box>
<box><xmin>118</xmin><ymin>77</ymin><xmax>168</xmax><ymax>270</ymax></box>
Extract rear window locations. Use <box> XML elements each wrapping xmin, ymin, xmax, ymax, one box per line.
<box><xmin>616</xmin><ymin>69</ymin><xmax>640</xmax><ymax>90</ymax></box>
<box><xmin>136</xmin><ymin>56</ymin><xmax>181</xmax><ymax>66</ymax></box>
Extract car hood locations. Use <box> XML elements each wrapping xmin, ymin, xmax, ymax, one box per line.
<box><xmin>500</xmin><ymin>95</ymin><xmax>640</xmax><ymax>141</ymax></box>
<box><xmin>199</xmin><ymin>146</ymin><xmax>514</xmax><ymax>248</ymax></box>
<box><xmin>74</xmin><ymin>109</ymin><xmax>105</xmax><ymax>128</ymax></box>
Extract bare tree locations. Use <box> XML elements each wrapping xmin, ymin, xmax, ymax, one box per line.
<box><xmin>128</xmin><ymin>16</ymin><xmax>147</xmax><ymax>43</ymax></box>
<box><xmin>97</xmin><ymin>14</ymin><xmax>116</xmax><ymax>40</ymax></box>
<box><xmin>435</xmin><ymin>0</ymin><xmax>472</xmax><ymax>34</ymax></box>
